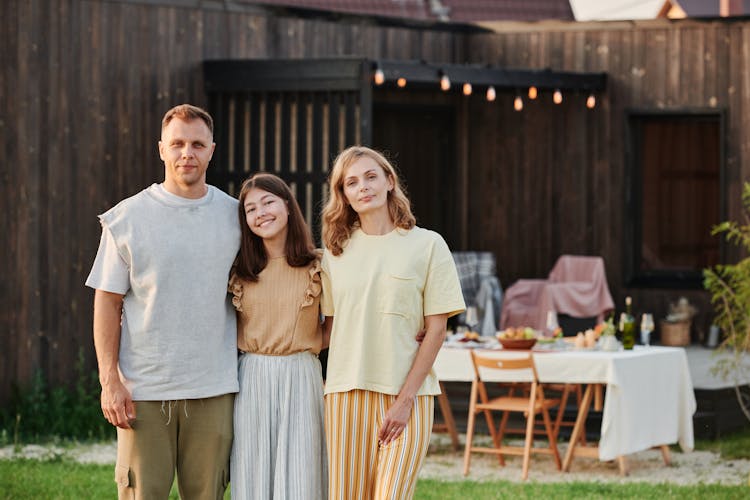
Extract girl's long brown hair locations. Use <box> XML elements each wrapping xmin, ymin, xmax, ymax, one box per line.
<box><xmin>234</xmin><ymin>173</ymin><xmax>317</xmax><ymax>281</ymax></box>
<box><xmin>322</xmin><ymin>146</ymin><xmax>415</xmax><ymax>256</ymax></box>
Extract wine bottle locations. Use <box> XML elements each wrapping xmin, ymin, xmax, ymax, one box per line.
<box><xmin>619</xmin><ymin>296</ymin><xmax>636</xmax><ymax>350</ymax></box>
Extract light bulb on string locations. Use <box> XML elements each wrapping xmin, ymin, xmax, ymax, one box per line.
<box><xmin>514</xmin><ymin>95</ymin><xmax>523</xmax><ymax>111</ymax></box>
<box><xmin>397</xmin><ymin>77</ymin><xmax>407</xmax><ymax>88</ymax></box>
<box><xmin>462</xmin><ymin>82</ymin><xmax>472</xmax><ymax>96</ymax></box>
<box><xmin>440</xmin><ymin>73</ymin><xmax>451</xmax><ymax>91</ymax></box>
<box><xmin>553</xmin><ymin>89</ymin><xmax>563</xmax><ymax>104</ymax></box>
<box><xmin>528</xmin><ymin>86</ymin><xmax>538</xmax><ymax>100</ymax></box>
<box><xmin>373</xmin><ymin>68</ymin><xmax>385</xmax><ymax>86</ymax></box>
<box><xmin>586</xmin><ymin>94</ymin><xmax>596</xmax><ymax>109</ymax></box>
<box><xmin>486</xmin><ymin>86</ymin><xmax>496</xmax><ymax>102</ymax></box>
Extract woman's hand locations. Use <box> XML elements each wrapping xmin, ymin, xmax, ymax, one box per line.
<box><xmin>378</xmin><ymin>396</ymin><xmax>414</xmax><ymax>446</ymax></box>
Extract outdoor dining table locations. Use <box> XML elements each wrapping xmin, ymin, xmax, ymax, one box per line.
<box><xmin>433</xmin><ymin>343</ymin><xmax>697</xmax><ymax>474</ymax></box>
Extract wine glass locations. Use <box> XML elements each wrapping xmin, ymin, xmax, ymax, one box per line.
<box><xmin>640</xmin><ymin>313</ymin><xmax>654</xmax><ymax>346</ymax></box>
<box><xmin>465</xmin><ymin>306</ymin><xmax>479</xmax><ymax>333</ymax></box>
<box><xmin>545</xmin><ymin>310</ymin><xmax>559</xmax><ymax>338</ymax></box>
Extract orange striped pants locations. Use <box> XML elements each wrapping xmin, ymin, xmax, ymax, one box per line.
<box><xmin>325</xmin><ymin>389</ymin><xmax>434</xmax><ymax>500</ymax></box>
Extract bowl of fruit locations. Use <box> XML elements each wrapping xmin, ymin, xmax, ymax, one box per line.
<box><xmin>496</xmin><ymin>327</ymin><xmax>538</xmax><ymax>350</ymax></box>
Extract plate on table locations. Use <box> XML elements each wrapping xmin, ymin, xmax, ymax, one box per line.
<box><xmin>498</xmin><ymin>338</ymin><xmax>537</xmax><ymax>350</ymax></box>
<box><xmin>446</xmin><ymin>332</ymin><xmax>495</xmax><ymax>348</ymax></box>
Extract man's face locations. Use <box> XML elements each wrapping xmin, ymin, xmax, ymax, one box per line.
<box><xmin>158</xmin><ymin>118</ymin><xmax>215</xmax><ymax>191</ymax></box>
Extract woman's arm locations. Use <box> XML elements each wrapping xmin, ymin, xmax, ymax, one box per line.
<box><xmin>378</xmin><ymin>313</ymin><xmax>448</xmax><ymax>445</ymax></box>
<box><xmin>322</xmin><ymin>316</ymin><xmax>333</xmax><ymax>349</ymax></box>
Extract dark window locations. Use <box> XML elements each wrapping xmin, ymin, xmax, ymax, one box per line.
<box><xmin>625</xmin><ymin>112</ymin><xmax>724</xmax><ymax>288</ymax></box>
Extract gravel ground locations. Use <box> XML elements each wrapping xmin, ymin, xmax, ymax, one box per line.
<box><xmin>423</xmin><ymin>434</ymin><xmax>750</xmax><ymax>485</ymax></box>
<box><xmin>2</xmin><ymin>435</ymin><xmax>749</xmax><ymax>486</ymax></box>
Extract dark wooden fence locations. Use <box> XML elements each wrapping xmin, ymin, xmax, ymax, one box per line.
<box><xmin>1</xmin><ymin>0</ymin><xmax>467</xmax><ymax>404</ymax></box>
<box><xmin>4</xmin><ymin>0</ymin><xmax>750</xmax><ymax>405</ymax></box>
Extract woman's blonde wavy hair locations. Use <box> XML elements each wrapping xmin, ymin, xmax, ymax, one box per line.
<box><xmin>322</xmin><ymin>146</ymin><xmax>415</xmax><ymax>256</ymax></box>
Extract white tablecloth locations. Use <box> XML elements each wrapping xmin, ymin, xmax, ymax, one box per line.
<box><xmin>434</xmin><ymin>345</ymin><xmax>696</xmax><ymax>461</ymax></box>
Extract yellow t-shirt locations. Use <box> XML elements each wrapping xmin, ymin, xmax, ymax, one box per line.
<box><xmin>321</xmin><ymin>226</ymin><xmax>465</xmax><ymax>396</ymax></box>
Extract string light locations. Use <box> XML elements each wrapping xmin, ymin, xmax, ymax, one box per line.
<box><xmin>528</xmin><ymin>86</ymin><xmax>538</xmax><ymax>100</ymax></box>
<box><xmin>373</xmin><ymin>67</ymin><xmax>385</xmax><ymax>86</ymax></box>
<box><xmin>586</xmin><ymin>93</ymin><xmax>596</xmax><ymax>109</ymax></box>
<box><xmin>440</xmin><ymin>73</ymin><xmax>451</xmax><ymax>91</ymax></box>
<box><xmin>397</xmin><ymin>77</ymin><xmax>407</xmax><ymax>88</ymax></box>
<box><xmin>462</xmin><ymin>82</ymin><xmax>472</xmax><ymax>96</ymax></box>
<box><xmin>486</xmin><ymin>86</ymin><xmax>496</xmax><ymax>102</ymax></box>
<box><xmin>514</xmin><ymin>95</ymin><xmax>523</xmax><ymax>111</ymax></box>
<box><xmin>553</xmin><ymin>89</ymin><xmax>563</xmax><ymax>104</ymax></box>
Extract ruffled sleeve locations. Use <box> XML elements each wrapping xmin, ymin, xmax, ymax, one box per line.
<box><xmin>228</xmin><ymin>273</ymin><xmax>244</xmax><ymax>312</ymax></box>
<box><xmin>301</xmin><ymin>255</ymin><xmax>322</xmax><ymax>309</ymax></box>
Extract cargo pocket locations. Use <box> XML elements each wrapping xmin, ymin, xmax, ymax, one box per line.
<box><xmin>115</xmin><ymin>464</ymin><xmax>134</xmax><ymax>499</ymax></box>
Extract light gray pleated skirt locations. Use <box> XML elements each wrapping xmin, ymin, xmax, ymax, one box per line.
<box><xmin>231</xmin><ymin>351</ymin><xmax>328</xmax><ymax>500</ymax></box>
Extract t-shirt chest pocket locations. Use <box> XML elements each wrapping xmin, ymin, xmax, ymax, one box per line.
<box><xmin>378</xmin><ymin>274</ymin><xmax>420</xmax><ymax>318</ymax></box>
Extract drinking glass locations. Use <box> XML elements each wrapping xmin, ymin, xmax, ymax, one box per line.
<box><xmin>545</xmin><ymin>310</ymin><xmax>559</xmax><ymax>338</ymax></box>
<box><xmin>465</xmin><ymin>306</ymin><xmax>479</xmax><ymax>332</ymax></box>
<box><xmin>640</xmin><ymin>313</ymin><xmax>654</xmax><ymax>346</ymax></box>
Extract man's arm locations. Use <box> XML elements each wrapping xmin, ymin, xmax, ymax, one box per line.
<box><xmin>93</xmin><ymin>289</ymin><xmax>135</xmax><ymax>429</ymax></box>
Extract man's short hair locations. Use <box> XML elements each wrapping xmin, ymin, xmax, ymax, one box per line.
<box><xmin>161</xmin><ymin>104</ymin><xmax>214</xmax><ymax>135</ymax></box>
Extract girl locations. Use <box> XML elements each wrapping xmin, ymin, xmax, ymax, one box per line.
<box><xmin>229</xmin><ymin>173</ymin><xmax>327</xmax><ymax>499</ymax></box>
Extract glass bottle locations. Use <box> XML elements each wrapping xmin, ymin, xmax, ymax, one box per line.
<box><xmin>619</xmin><ymin>296</ymin><xmax>636</xmax><ymax>350</ymax></box>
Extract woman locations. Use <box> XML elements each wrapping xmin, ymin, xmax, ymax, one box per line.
<box><xmin>320</xmin><ymin>146</ymin><xmax>465</xmax><ymax>499</ymax></box>
<box><xmin>229</xmin><ymin>173</ymin><xmax>327</xmax><ymax>499</ymax></box>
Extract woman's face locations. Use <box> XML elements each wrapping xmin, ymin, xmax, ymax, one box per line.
<box><xmin>342</xmin><ymin>156</ymin><xmax>394</xmax><ymax>217</ymax></box>
<box><xmin>243</xmin><ymin>187</ymin><xmax>289</xmax><ymax>244</ymax></box>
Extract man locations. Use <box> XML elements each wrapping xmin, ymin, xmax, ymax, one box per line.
<box><xmin>86</xmin><ymin>104</ymin><xmax>240</xmax><ymax>499</ymax></box>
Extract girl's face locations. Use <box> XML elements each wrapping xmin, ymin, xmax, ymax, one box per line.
<box><xmin>342</xmin><ymin>156</ymin><xmax>394</xmax><ymax>217</ymax></box>
<box><xmin>243</xmin><ymin>187</ymin><xmax>289</xmax><ymax>244</ymax></box>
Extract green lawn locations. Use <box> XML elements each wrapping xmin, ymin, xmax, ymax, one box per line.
<box><xmin>0</xmin><ymin>459</ymin><xmax>224</xmax><ymax>499</ymax></box>
<box><xmin>2</xmin><ymin>429</ymin><xmax>750</xmax><ymax>499</ymax></box>
<box><xmin>0</xmin><ymin>459</ymin><xmax>748</xmax><ymax>500</ymax></box>
<box><xmin>695</xmin><ymin>427</ymin><xmax>750</xmax><ymax>460</ymax></box>
<box><xmin>416</xmin><ymin>480</ymin><xmax>749</xmax><ymax>499</ymax></box>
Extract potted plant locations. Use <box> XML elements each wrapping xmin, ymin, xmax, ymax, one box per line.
<box><xmin>703</xmin><ymin>182</ymin><xmax>750</xmax><ymax>423</ymax></box>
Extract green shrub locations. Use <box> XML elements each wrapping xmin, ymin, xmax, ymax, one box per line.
<box><xmin>0</xmin><ymin>350</ymin><xmax>114</xmax><ymax>443</ymax></box>
<box><xmin>704</xmin><ymin>182</ymin><xmax>750</xmax><ymax>423</ymax></box>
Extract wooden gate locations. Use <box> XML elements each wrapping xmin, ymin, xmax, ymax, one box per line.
<box><xmin>204</xmin><ymin>59</ymin><xmax>372</xmax><ymax>242</ymax></box>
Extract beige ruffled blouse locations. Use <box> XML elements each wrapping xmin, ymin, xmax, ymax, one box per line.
<box><xmin>229</xmin><ymin>255</ymin><xmax>323</xmax><ymax>355</ymax></box>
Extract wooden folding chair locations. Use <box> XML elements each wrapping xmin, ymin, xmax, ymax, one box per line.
<box><xmin>540</xmin><ymin>382</ymin><xmax>587</xmax><ymax>445</ymax></box>
<box><xmin>462</xmin><ymin>351</ymin><xmax>562</xmax><ymax>480</ymax></box>
<box><xmin>496</xmin><ymin>380</ymin><xmax>581</xmax><ymax>444</ymax></box>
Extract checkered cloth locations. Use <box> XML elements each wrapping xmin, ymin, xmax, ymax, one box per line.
<box><xmin>451</xmin><ymin>252</ymin><xmax>503</xmax><ymax>335</ymax></box>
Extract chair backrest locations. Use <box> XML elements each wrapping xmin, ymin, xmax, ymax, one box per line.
<box><xmin>548</xmin><ymin>255</ymin><xmax>607</xmax><ymax>286</ymax></box>
<box><xmin>545</xmin><ymin>254</ymin><xmax>614</xmax><ymax>323</ymax></box>
<box><xmin>470</xmin><ymin>351</ymin><xmax>539</xmax><ymax>382</ymax></box>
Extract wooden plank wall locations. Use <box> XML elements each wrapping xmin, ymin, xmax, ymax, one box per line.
<box><xmin>464</xmin><ymin>19</ymin><xmax>749</xmax><ymax>337</ymax></box>
<box><xmin>5</xmin><ymin>2</ymin><xmax>750</xmax><ymax>404</ymax></box>
<box><xmin>1</xmin><ymin>0</ymin><xmax>465</xmax><ymax>403</ymax></box>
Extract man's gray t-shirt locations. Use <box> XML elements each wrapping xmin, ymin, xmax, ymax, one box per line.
<box><xmin>86</xmin><ymin>183</ymin><xmax>240</xmax><ymax>400</ymax></box>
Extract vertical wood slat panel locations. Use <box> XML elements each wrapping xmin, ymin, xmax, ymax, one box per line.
<box><xmin>280</xmin><ymin>93</ymin><xmax>292</xmax><ymax>174</ymax></box>
<box><xmin>264</xmin><ymin>92</ymin><xmax>276</xmax><ymax>172</ymax></box>
<box><xmin>328</xmin><ymin>91</ymin><xmax>340</xmax><ymax>163</ymax></box>
<box><xmin>250</xmin><ymin>93</ymin><xmax>261</xmax><ymax>174</ymax></box>
<box><xmin>312</xmin><ymin>93</ymin><xmax>325</xmax><ymax>175</ymax></box>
